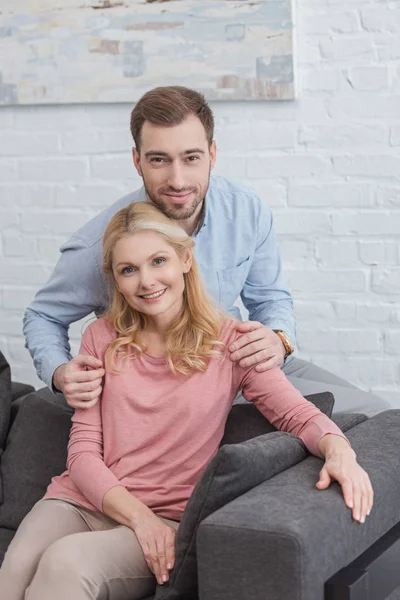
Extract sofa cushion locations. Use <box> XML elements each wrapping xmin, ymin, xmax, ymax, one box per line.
<box><xmin>153</xmin><ymin>391</ymin><xmax>335</xmax><ymax>600</ymax></box>
<box><xmin>154</xmin><ymin>431</ymin><xmax>307</xmax><ymax>600</ymax></box>
<box><xmin>0</xmin><ymin>527</ymin><xmax>15</xmax><ymax>566</ymax></box>
<box><xmin>332</xmin><ymin>412</ymin><xmax>368</xmax><ymax>432</ymax></box>
<box><xmin>0</xmin><ymin>351</ymin><xmax>12</xmax><ymax>452</ymax></box>
<box><xmin>0</xmin><ymin>388</ymin><xmax>72</xmax><ymax>530</ymax></box>
<box><xmin>11</xmin><ymin>382</ymin><xmax>35</xmax><ymax>402</ymax></box>
<box><xmin>221</xmin><ymin>391</ymin><xmax>335</xmax><ymax>445</ymax></box>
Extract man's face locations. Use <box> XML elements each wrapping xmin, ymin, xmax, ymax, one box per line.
<box><xmin>132</xmin><ymin>115</ymin><xmax>216</xmax><ymax>222</ymax></box>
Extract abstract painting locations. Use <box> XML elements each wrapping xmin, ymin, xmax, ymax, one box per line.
<box><xmin>0</xmin><ymin>0</ymin><xmax>295</xmax><ymax>105</ymax></box>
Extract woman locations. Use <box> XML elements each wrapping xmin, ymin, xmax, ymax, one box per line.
<box><xmin>0</xmin><ymin>203</ymin><xmax>373</xmax><ymax>600</ymax></box>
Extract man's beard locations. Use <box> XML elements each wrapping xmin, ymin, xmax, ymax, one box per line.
<box><xmin>142</xmin><ymin>170</ymin><xmax>211</xmax><ymax>222</ymax></box>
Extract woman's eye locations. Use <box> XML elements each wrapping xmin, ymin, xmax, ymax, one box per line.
<box><xmin>154</xmin><ymin>257</ymin><xmax>166</xmax><ymax>266</ymax></box>
<box><xmin>121</xmin><ymin>266</ymin><xmax>135</xmax><ymax>275</ymax></box>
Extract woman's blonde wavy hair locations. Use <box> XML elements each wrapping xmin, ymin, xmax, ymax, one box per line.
<box><xmin>102</xmin><ymin>202</ymin><xmax>225</xmax><ymax>375</ymax></box>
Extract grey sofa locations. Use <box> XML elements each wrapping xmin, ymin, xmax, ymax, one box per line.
<box><xmin>1</xmin><ymin>350</ymin><xmax>400</xmax><ymax>600</ymax></box>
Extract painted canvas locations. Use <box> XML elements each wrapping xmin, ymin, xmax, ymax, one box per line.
<box><xmin>0</xmin><ymin>0</ymin><xmax>295</xmax><ymax>105</ymax></box>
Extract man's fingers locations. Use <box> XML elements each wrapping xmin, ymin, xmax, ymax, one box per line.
<box><xmin>229</xmin><ymin>330</ymin><xmax>266</xmax><ymax>352</ymax></box>
<box><xmin>235</xmin><ymin>320</ymin><xmax>263</xmax><ymax>332</ymax></box>
<box><xmin>230</xmin><ymin>340</ymin><xmax>269</xmax><ymax>361</ymax></box>
<box><xmin>73</xmin><ymin>354</ymin><xmax>103</xmax><ymax>368</ymax></box>
<box><xmin>64</xmin><ymin>378</ymin><xmax>103</xmax><ymax>394</ymax></box>
<box><xmin>65</xmin><ymin>368</ymin><xmax>105</xmax><ymax>384</ymax></box>
<box><xmin>68</xmin><ymin>396</ymin><xmax>100</xmax><ymax>410</ymax></box>
<box><xmin>239</xmin><ymin>350</ymin><xmax>276</xmax><ymax>368</ymax></box>
<box><xmin>255</xmin><ymin>357</ymin><xmax>280</xmax><ymax>372</ymax></box>
<box><xmin>67</xmin><ymin>388</ymin><xmax>102</xmax><ymax>410</ymax></box>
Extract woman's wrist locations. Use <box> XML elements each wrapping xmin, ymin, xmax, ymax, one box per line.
<box><xmin>318</xmin><ymin>433</ymin><xmax>355</xmax><ymax>460</ymax></box>
<box><xmin>102</xmin><ymin>485</ymin><xmax>151</xmax><ymax>529</ymax></box>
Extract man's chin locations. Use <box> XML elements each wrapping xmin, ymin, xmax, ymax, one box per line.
<box><xmin>154</xmin><ymin>199</ymin><xmax>198</xmax><ymax>221</ymax></box>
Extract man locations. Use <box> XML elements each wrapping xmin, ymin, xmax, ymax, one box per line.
<box><xmin>24</xmin><ymin>86</ymin><xmax>389</xmax><ymax>416</ymax></box>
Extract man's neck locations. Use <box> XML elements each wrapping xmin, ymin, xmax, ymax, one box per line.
<box><xmin>177</xmin><ymin>200</ymin><xmax>205</xmax><ymax>236</ymax></box>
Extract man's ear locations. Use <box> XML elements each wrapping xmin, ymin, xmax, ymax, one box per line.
<box><xmin>132</xmin><ymin>147</ymin><xmax>143</xmax><ymax>177</ymax></box>
<box><xmin>209</xmin><ymin>140</ymin><xmax>217</xmax><ymax>170</ymax></box>
<box><xmin>182</xmin><ymin>249</ymin><xmax>193</xmax><ymax>273</ymax></box>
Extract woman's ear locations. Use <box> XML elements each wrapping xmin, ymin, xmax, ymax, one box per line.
<box><xmin>182</xmin><ymin>249</ymin><xmax>193</xmax><ymax>273</ymax></box>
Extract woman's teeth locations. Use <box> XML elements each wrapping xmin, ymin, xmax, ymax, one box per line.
<box><xmin>141</xmin><ymin>289</ymin><xmax>166</xmax><ymax>299</ymax></box>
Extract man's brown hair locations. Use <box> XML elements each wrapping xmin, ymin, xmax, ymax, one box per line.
<box><xmin>130</xmin><ymin>86</ymin><xmax>214</xmax><ymax>152</ymax></box>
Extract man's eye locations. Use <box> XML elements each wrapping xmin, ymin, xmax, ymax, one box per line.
<box><xmin>154</xmin><ymin>257</ymin><xmax>166</xmax><ymax>266</ymax></box>
<box><xmin>187</xmin><ymin>155</ymin><xmax>200</xmax><ymax>162</ymax></box>
<box><xmin>121</xmin><ymin>266</ymin><xmax>135</xmax><ymax>275</ymax></box>
<box><xmin>150</xmin><ymin>157</ymin><xmax>166</xmax><ymax>163</ymax></box>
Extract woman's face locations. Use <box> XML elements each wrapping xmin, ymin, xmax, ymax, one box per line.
<box><xmin>112</xmin><ymin>230</ymin><xmax>191</xmax><ymax>326</ymax></box>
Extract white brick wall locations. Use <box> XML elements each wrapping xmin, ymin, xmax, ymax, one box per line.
<box><xmin>1</xmin><ymin>0</ymin><xmax>400</xmax><ymax>406</ymax></box>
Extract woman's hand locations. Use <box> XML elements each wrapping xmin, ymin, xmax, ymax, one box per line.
<box><xmin>131</xmin><ymin>506</ymin><xmax>177</xmax><ymax>586</ymax></box>
<box><xmin>317</xmin><ymin>434</ymin><xmax>373</xmax><ymax>523</ymax></box>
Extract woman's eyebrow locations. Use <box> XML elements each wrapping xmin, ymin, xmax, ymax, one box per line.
<box><xmin>115</xmin><ymin>250</ymin><xmax>170</xmax><ymax>267</ymax></box>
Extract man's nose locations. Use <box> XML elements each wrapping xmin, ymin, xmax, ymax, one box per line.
<box><xmin>167</xmin><ymin>163</ymin><xmax>186</xmax><ymax>191</ymax></box>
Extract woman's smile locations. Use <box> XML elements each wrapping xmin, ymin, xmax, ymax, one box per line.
<box><xmin>138</xmin><ymin>288</ymin><xmax>167</xmax><ymax>302</ymax></box>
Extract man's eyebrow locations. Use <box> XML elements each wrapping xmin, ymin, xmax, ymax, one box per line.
<box><xmin>144</xmin><ymin>151</ymin><xmax>170</xmax><ymax>158</ymax></box>
<box><xmin>144</xmin><ymin>149</ymin><xmax>205</xmax><ymax>158</ymax></box>
<box><xmin>181</xmin><ymin>148</ymin><xmax>205</xmax><ymax>156</ymax></box>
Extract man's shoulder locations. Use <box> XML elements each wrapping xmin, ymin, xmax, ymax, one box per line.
<box><xmin>208</xmin><ymin>176</ymin><xmax>270</xmax><ymax>216</ymax></box>
<box><xmin>62</xmin><ymin>187</ymin><xmax>145</xmax><ymax>252</ymax></box>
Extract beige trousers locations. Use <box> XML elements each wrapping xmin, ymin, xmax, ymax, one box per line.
<box><xmin>0</xmin><ymin>498</ymin><xmax>179</xmax><ymax>600</ymax></box>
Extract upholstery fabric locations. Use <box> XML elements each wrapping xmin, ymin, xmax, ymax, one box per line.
<box><xmin>0</xmin><ymin>389</ymin><xmax>72</xmax><ymax>530</ymax></box>
<box><xmin>220</xmin><ymin>391</ymin><xmax>335</xmax><ymax>445</ymax></box>
<box><xmin>153</xmin><ymin>392</ymin><xmax>334</xmax><ymax>600</ymax></box>
<box><xmin>0</xmin><ymin>527</ymin><xmax>15</xmax><ymax>564</ymax></box>
<box><xmin>331</xmin><ymin>412</ymin><xmax>368</xmax><ymax>432</ymax></box>
<box><xmin>153</xmin><ymin>431</ymin><xmax>307</xmax><ymax>600</ymax></box>
<box><xmin>197</xmin><ymin>410</ymin><xmax>400</xmax><ymax>600</ymax></box>
<box><xmin>0</xmin><ymin>351</ymin><xmax>12</xmax><ymax>452</ymax></box>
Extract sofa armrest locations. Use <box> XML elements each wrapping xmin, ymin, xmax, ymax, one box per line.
<box><xmin>197</xmin><ymin>410</ymin><xmax>400</xmax><ymax>600</ymax></box>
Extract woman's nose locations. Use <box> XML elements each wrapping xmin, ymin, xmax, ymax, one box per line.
<box><xmin>138</xmin><ymin>269</ymin><xmax>156</xmax><ymax>290</ymax></box>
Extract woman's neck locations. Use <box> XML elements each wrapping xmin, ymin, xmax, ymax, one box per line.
<box><xmin>139</xmin><ymin>330</ymin><xmax>167</xmax><ymax>357</ymax></box>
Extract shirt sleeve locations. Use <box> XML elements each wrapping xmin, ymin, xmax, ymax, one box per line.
<box><xmin>23</xmin><ymin>236</ymin><xmax>106</xmax><ymax>389</ymax></box>
<box><xmin>66</xmin><ymin>324</ymin><xmax>124</xmax><ymax>511</ymax></box>
<box><xmin>240</xmin><ymin>196</ymin><xmax>297</xmax><ymax>345</ymax></box>
<box><xmin>234</xmin><ymin>362</ymin><xmax>348</xmax><ymax>458</ymax></box>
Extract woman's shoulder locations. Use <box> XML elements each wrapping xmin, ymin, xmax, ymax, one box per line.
<box><xmin>82</xmin><ymin>316</ymin><xmax>117</xmax><ymax>350</ymax></box>
<box><xmin>218</xmin><ymin>317</ymin><xmax>242</xmax><ymax>347</ymax></box>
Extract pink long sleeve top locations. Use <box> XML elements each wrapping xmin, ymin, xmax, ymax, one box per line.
<box><xmin>45</xmin><ymin>317</ymin><xmax>346</xmax><ymax>520</ymax></box>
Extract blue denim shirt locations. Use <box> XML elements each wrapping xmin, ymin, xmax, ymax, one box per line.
<box><xmin>23</xmin><ymin>176</ymin><xmax>296</xmax><ymax>388</ymax></box>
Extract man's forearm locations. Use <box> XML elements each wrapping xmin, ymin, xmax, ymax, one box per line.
<box><xmin>23</xmin><ymin>307</ymin><xmax>72</xmax><ymax>389</ymax></box>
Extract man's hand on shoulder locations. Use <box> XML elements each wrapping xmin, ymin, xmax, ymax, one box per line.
<box><xmin>53</xmin><ymin>355</ymin><xmax>105</xmax><ymax>409</ymax></box>
<box><xmin>229</xmin><ymin>321</ymin><xmax>289</xmax><ymax>372</ymax></box>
